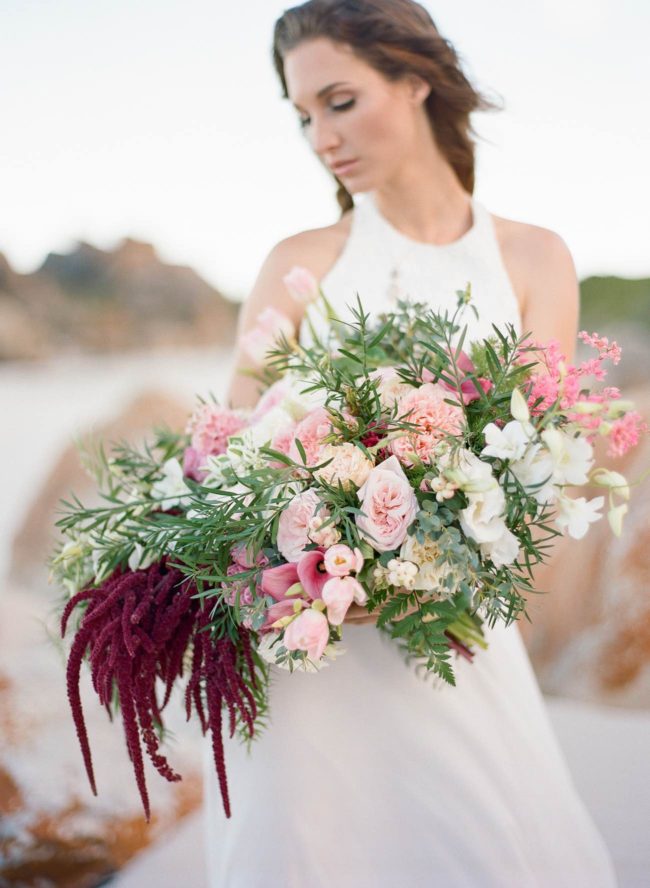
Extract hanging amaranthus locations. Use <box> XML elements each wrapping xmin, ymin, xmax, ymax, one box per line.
<box><xmin>60</xmin><ymin>556</ymin><xmax>259</xmax><ymax>821</ymax></box>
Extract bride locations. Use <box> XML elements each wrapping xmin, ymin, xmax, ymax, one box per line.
<box><xmin>203</xmin><ymin>1</ymin><xmax>619</xmax><ymax>885</ymax></box>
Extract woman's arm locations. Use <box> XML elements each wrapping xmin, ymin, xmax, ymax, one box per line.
<box><xmin>518</xmin><ymin>227</ymin><xmax>581</xmax><ymax>365</ymax></box>
<box><xmin>226</xmin><ymin>237</ymin><xmax>308</xmax><ymax>410</ymax></box>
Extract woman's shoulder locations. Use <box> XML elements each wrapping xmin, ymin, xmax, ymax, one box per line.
<box><xmin>489</xmin><ymin>210</ymin><xmax>577</xmax><ymax>318</ymax></box>
<box><xmin>270</xmin><ymin>208</ymin><xmax>354</xmax><ymax>281</ymax></box>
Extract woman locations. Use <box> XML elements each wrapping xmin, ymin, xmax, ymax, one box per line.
<box><xmin>203</xmin><ymin>1</ymin><xmax>618</xmax><ymax>885</ymax></box>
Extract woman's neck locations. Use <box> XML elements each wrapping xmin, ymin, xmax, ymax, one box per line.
<box><xmin>369</xmin><ymin>141</ymin><xmax>472</xmax><ymax>245</ymax></box>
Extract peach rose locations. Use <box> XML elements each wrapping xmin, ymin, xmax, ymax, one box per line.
<box><xmin>288</xmin><ymin>407</ymin><xmax>333</xmax><ymax>466</ymax></box>
<box><xmin>355</xmin><ymin>455</ymin><xmax>418</xmax><ymax>552</ymax></box>
<box><xmin>391</xmin><ymin>382</ymin><xmax>465</xmax><ymax>466</ymax></box>
<box><xmin>276</xmin><ymin>489</ymin><xmax>323</xmax><ymax>562</ymax></box>
<box><xmin>315</xmin><ymin>442</ymin><xmax>373</xmax><ymax>490</ymax></box>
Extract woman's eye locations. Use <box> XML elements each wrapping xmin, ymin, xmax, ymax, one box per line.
<box><xmin>298</xmin><ymin>98</ymin><xmax>356</xmax><ymax>129</ymax></box>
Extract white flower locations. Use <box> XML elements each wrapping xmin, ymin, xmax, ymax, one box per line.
<box><xmin>314</xmin><ymin>442</ymin><xmax>374</xmax><ymax>490</ymax></box>
<box><xmin>589</xmin><ymin>468</ymin><xmax>630</xmax><ymax>500</ymax></box>
<box><xmin>479</xmin><ymin>526</ymin><xmax>520</xmax><ymax>567</ymax></box>
<box><xmin>554</xmin><ymin>492</ymin><xmax>605</xmax><ymax>539</ymax></box>
<box><xmin>281</xmin><ymin>371</ymin><xmax>328</xmax><ymax>420</ymax></box>
<box><xmin>151</xmin><ymin>458</ymin><xmax>193</xmax><ymax>508</ymax></box>
<box><xmin>440</xmin><ymin>447</ymin><xmax>497</xmax><ymax>494</ymax></box>
<box><xmin>608</xmin><ymin>503</ymin><xmax>628</xmax><ymax>537</ymax></box>
<box><xmin>249</xmin><ymin>405</ymin><xmax>296</xmax><ymax>449</ymax></box>
<box><xmin>202</xmin><ymin>453</ymin><xmax>232</xmax><ymax>488</ymax></box>
<box><xmin>399</xmin><ymin>535</ymin><xmax>457</xmax><ymax>594</ymax></box>
<box><xmin>459</xmin><ymin>486</ymin><xmax>508</xmax><ymax>544</ymax></box>
<box><xmin>510</xmin><ymin>387</ymin><xmax>530</xmax><ymax>423</ymax></box>
<box><xmin>481</xmin><ymin>420</ymin><xmax>535</xmax><ymax>462</ymax></box>
<box><xmin>128</xmin><ymin>543</ymin><xmax>157</xmax><ymax>572</ymax></box>
<box><xmin>507</xmin><ymin>443</ymin><xmax>556</xmax><ymax>504</ymax></box>
<box><xmin>540</xmin><ymin>427</ymin><xmax>594</xmax><ymax>486</ymax></box>
<box><xmin>386</xmin><ymin>556</ymin><xmax>419</xmax><ymax>590</ymax></box>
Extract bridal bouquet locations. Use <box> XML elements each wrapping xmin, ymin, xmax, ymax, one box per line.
<box><xmin>49</xmin><ymin>268</ymin><xmax>648</xmax><ymax>821</ymax></box>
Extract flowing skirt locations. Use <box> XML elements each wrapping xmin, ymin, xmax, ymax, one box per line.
<box><xmin>202</xmin><ymin>619</ymin><xmax>618</xmax><ymax>887</ymax></box>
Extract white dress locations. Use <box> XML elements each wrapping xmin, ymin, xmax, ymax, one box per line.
<box><xmin>203</xmin><ymin>192</ymin><xmax>618</xmax><ymax>887</ymax></box>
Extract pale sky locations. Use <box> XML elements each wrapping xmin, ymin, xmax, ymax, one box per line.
<box><xmin>1</xmin><ymin>0</ymin><xmax>648</xmax><ymax>301</ymax></box>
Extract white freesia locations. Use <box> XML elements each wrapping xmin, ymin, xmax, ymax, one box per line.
<box><xmin>440</xmin><ymin>447</ymin><xmax>497</xmax><ymax>494</ymax></box>
<box><xmin>590</xmin><ymin>467</ymin><xmax>630</xmax><ymax>500</ymax></box>
<box><xmin>608</xmin><ymin>503</ymin><xmax>628</xmax><ymax>537</ymax></box>
<box><xmin>510</xmin><ymin>387</ymin><xmax>530</xmax><ymax>423</ymax></box>
<box><xmin>481</xmin><ymin>419</ymin><xmax>535</xmax><ymax>462</ymax></box>
<box><xmin>507</xmin><ymin>443</ymin><xmax>556</xmax><ymax>505</ymax></box>
<box><xmin>554</xmin><ymin>492</ymin><xmax>604</xmax><ymax>539</ymax></box>
<box><xmin>540</xmin><ymin>427</ymin><xmax>594</xmax><ymax>486</ymax></box>
<box><xmin>151</xmin><ymin>458</ymin><xmax>193</xmax><ymax>508</ymax></box>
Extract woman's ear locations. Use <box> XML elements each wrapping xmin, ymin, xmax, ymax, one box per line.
<box><xmin>406</xmin><ymin>73</ymin><xmax>431</xmax><ymax>105</ymax></box>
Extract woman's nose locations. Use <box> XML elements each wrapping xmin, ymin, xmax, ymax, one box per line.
<box><xmin>309</xmin><ymin>117</ymin><xmax>342</xmax><ymax>157</ymax></box>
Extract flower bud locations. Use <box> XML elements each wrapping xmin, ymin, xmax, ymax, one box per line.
<box><xmin>510</xmin><ymin>387</ymin><xmax>530</xmax><ymax>423</ymax></box>
<box><xmin>608</xmin><ymin>503</ymin><xmax>628</xmax><ymax>537</ymax></box>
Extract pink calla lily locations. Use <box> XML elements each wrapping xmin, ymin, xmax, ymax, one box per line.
<box><xmin>297</xmin><ymin>549</ymin><xmax>331</xmax><ymax>600</ymax></box>
<box><xmin>260</xmin><ymin>562</ymin><xmax>299</xmax><ymax>601</ymax></box>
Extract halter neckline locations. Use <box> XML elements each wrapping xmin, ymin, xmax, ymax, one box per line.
<box><xmin>363</xmin><ymin>191</ymin><xmax>481</xmax><ymax>251</ymax></box>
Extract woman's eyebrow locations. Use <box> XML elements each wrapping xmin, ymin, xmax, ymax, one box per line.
<box><xmin>292</xmin><ymin>81</ymin><xmax>351</xmax><ymax>109</ymax></box>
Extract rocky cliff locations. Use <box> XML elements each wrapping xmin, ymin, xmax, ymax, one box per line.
<box><xmin>0</xmin><ymin>239</ymin><xmax>239</xmax><ymax>360</ymax></box>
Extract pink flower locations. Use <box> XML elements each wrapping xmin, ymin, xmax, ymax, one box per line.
<box><xmin>322</xmin><ymin>576</ymin><xmax>368</xmax><ymax>625</ymax></box>
<box><xmin>391</xmin><ymin>382</ymin><xmax>465</xmax><ymax>465</ymax></box>
<box><xmin>323</xmin><ymin>544</ymin><xmax>364</xmax><ymax>577</ymax></box>
<box><xmin>283</xmin><ymin>608</ymin><xmax>330</xmax><ymax>660</ymax></box>
<box><xmin>187</xmin><ymin>403</ymin><xmax>247</xmax><ymax>454</ymax></box>
<box><xmin>182</xmin><ymin>445</ymin><xmax>207</xmax><ymax>482</ymax></box>
<box><xmin>607</xmin><ymin>411</ymin><xmax>648</xmax><ymax>458</ymax></box>
<box><xmin>288</xmin><ymin>407</ymin><xmax>333</xmax><ymax>466</ymax></box>
<box><xmin>260</xmin><ymin>562</ymin><xmax>300</xmax><ymax>601</ymax></box>
<box><xmin>276</xmin><ymin>489</ymin><xmax>323</xmax><ymax>562</ymax></box>
<box><xmin>261</xmin><ymin>599</ymin><xmax>305</xmax><ymax>634</ymax></box>
<box><xmin>240</xmin><ymin>307</ymin><xmax>295</xmax><ymax>366</ymax></box>
<box><xmin>356</xmin><ymin>455</ymin><xmax>418</xmax><ymax>552</ymax></box>
<box><xmin>369</xmin><ymin>366</ymin><xmax>412</xmax><ymax>408</ymax></box>
<box><xmin>221</xmin><ymin>563</ymin><xmax>255</xmax><ymax>607</ymax></box>
<box><xmin>283</xmin><ymin>265</ymin><xmax>320</xmax><ymax>305</ymax></box>
<box><xmin>297</xmin><ymin>549</ymin><xmax>330</xmax><ymax>600</ymax></box>
<box><xmin>315</xmin><ymin>442</ymin><xmax>373</xmax><ymax>490</ymax></box>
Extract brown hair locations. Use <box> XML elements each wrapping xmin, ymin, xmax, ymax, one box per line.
<box><xmin>273</xmin><ymin>0</ymin><xmax>503</xmax><ymax>215</ymax></box>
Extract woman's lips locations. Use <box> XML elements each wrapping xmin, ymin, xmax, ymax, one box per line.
<box><xmin>331</xmin><ymin>159</ymin><xmax>359</xmax><ymax>176</ymax></box>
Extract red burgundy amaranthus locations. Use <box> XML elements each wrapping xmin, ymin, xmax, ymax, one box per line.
<box><xmin>61</xmin><ymin>556</ymin><xmax>258</xmax><ymax>821</ymax></box>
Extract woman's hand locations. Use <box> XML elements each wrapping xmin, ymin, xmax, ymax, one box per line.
<box><xmin>343</xmin><ymin>598</ymin><xmax>421</xmax><ymax>625</ymax></box>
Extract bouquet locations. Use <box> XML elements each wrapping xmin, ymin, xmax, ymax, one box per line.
<box><xmin>49</xmin><ymin>268</ymin><xmax>648</xmax><ymax>821</ymax></box>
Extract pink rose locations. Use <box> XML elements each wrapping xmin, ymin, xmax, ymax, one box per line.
<box><xmin>240</xmin><ymin>307</ymin><xmax>295</xmax><ymax>366</ymax></box>
<box><xmin>322</xmin><ymin>576</ymin><xmax>368</xmax><ymax>625</ymax></box>
<box><xmin>356</xmin><ymin>455</ymin><xmax>418</xmax><ymax>552</ymax></box>
<box><xmin>314</xmin><ymin>442</ymin><xmax>373</xmax><ymax>490</ymax></box>
<box><xmin>323</xmin><ymin>544</ymin><xmax>364</xmax><ymax>577</ymax></box>
<box><xmin>283</xmin><ymin>608</ymin><xmax>330</xmax><ymax>661</ymax></box>
<box><xmin>369</xmin><ymin>366</ymin><xmax>412</xmax><ymax>408</ymax></box>
<box><xmin>276</xmin><ymin>489</ymin><xmax>323</xmax><ymax>562</ymax></box>
<box><xmin>288</xmin><ymin>407</ymin><xmax>333</xmax><ymax>466</ymax></box>
<box><xmin>391</xmin><ymin>382</ymin><xmax>465</xmax><ymax>466</ymax></box>
<box><xmin>282</xmin><ymin>265</ymin><xmax>320</xmax><ymax>305</ymax></box>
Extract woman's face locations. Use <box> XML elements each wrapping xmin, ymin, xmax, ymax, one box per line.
<box><xmin>283</xmin><ymin>37</ymin><xmax>430</xmax><ymax>194</ymax></box>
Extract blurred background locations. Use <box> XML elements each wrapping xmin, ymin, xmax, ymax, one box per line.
<box><xmin>1</xmin><ymin>0</ymin><xmax>649</xmax><ymax>885</ymax></box>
